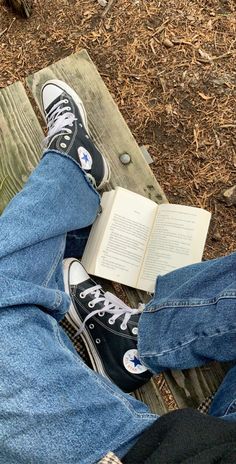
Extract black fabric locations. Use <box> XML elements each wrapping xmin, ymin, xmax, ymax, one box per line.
<box><xmin>67</xmin><ymin>262</ymin><xmax>152</xmax><ymax>393</ymax></box>
<box><xmin>123</xmin><ymin>408</ymin><xmax>236</xmax><ymax>464</ymax></box>
<box><xmin>45</xmin><ymin>85</ymin><xmax>106</xmax><ymax>188</ymax></box>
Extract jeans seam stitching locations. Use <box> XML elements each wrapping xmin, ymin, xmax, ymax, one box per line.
<box><xmin>225</xmin><ymin>399</ymin><xmax>236</xmax><ymax>415</ymax></box>
<box><xmin>42</xmin><ymin>236</ymin><xmax>66</xmax><ymax>288</ymax></box>
<box><xmin>147</xmin><ymin>293</ymin><xmax>236</xmax><ymax>312</ymax></box>
<box><xmin>52</xmin><ymin>291</ymin><xmax>62</xmax><ymax>310</ymax></box>
<box><xmin>141</xmin><ymin>328</ymin><xmax>236</xmax><ymax>357</ymax></box>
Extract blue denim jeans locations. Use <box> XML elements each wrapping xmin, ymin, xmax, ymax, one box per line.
<box><xmin>0</xmin><ymin>150</ymin><xmax>235</xmax><ymax>463</ymax></box>
<box><xmin>139</xmin><ymin>254</ymin><xmax>236</xmax><ymax>421</ymax></box>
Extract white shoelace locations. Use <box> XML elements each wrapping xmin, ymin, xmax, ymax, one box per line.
<box><xmin>74</xmin><ymin>284</ymin><xmax>144</xmax><ymax>338</ymax></box>
<box><xmin>44</xmin><ymin>99</ymin><xmax>77</xmax><ymax>143</ymax></box>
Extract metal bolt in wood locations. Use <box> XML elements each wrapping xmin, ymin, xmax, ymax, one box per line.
<box><xmin>119</xmin><ymin>153</ymin><xmax>131</xmax><ymax>165</ymax></box>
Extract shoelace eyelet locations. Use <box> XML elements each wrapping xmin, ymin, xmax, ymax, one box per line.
<box><xmin>64</xmin><ymin>135</ymin><xmax>71</xmax><ymax>141</ymax></box>
<box><xmin>79</xmin><ymin>292</ymin><xmax>85</xmax><ymax>299</ymax></box>
<box><xmin>89</xmin><ymin>323</ymin><xmax>94</xmax><ymax>329</ymax></box>
<box><xmin>96</xmin><ymin>338</ymin><xmax>101</xmax><ymax>344</ymax></box>
<box><xmin>66</xmin><ymin>106</ymin><xmax>71</xmax><ymax>111</ymax></box>
<box><xmin>88</xmin><ymin>301</ymin><xmax>95</xmax><ymax>308</ymax></box>
<box><xmin>120</xmin><ymin>323</ymin><xmax>127</xmax><ymax>331</ymax></box>
<box><xmin>108</xmin><ymin>318</ymin><xmax>115</xmax><ymax>325</ymax></box>
<box><xmin>132</xmin><ymin>327</ymin><xmax>138</xmax><ymax>335</ymax></box>
<box><xmin>98</xmin><ymin>311</ymin><xmax>105</xmax><ymax>317</ymax></box>
<box><xmin>64</xmin><ymin>99</ymin><xmax>69</xmax><ymax>104</ymax></box>
<box><xmin>60</xmin><ymin>143</ymin><xmax>67</xmax><ymax>148</ymax></box>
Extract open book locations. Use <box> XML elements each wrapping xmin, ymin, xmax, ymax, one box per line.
<box><xmin>82</xmin><ymin>187</ymin><xmax>211</xmax><ymax>292</ymax></box>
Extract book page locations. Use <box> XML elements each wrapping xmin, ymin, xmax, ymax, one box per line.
<box><xmin>81</xmin><ymin>190</ymin><xmax>115</xmax><ymax>272</ymax></box>
<box><xmin>138</xmin><ymin>204</ymin><xmax>211</xmax><ymax>292</ymax></box>
<box><xmin>82</xmin><ymin>187</ymin><xmax>157</xmax><ymax>288</ymax></box>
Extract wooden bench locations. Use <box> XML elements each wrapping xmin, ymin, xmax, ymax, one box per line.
<box><xmin>0</xmin><ymin>49</ymin><xmax>230</xmax><ymax>415</ymax></box>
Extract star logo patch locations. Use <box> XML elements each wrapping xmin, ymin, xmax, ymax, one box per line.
<box><xmin>123</xmin><ymin>349</ymin><xmax>147</xmax><ymax>375</ymax></box>
<box><xmin>77</xmin><ymin>146</ymin><xmax>93</xmax><ymax>171</ymax></box>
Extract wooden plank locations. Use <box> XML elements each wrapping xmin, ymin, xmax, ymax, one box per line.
<box><xmin>26</xmin><ymin>51</ymin><xmax>171</xmax><ymax>414</ymax></box>
<box><xmin>0</xmin><ymin>82</ymin><xmax>43</xmax><ymax>213</ymax></box>
<box><xmin>26</xmin><ymin>50</ymin><xmax>167</xmax><ymax>205</ymax></box>
<box><xmin>165</xmin><ymin>363</ymin><xmax>232</xmax><ymax>409</ymax></box>
<box><xmin>0</xmin><ymin>56</ymin><xmax>228</xmax><ymax>414</ymax></box>
<box><xmin>25</xmin><ymin>51</ymin><xmax>228</xmax><ymax>411</ymax></box>
<box><xmin>133</xmin><ymin>378</ymin><xmax>169</xmax><ymax>415</ymax></box>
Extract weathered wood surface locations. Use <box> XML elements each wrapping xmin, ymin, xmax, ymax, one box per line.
<box><xmin>0</xmin><ymin>50</ymin><xmax>229</xmax><ymax>414</ymax></box>
<box><xmin>0</xmin><ymin>82</ymin><xmax>42</xmax><ymax>213</ymax></box>
<box><xmin>0</xmin><ymin>59</ymin><xmax>167</xmax><ymax>415</ymax></box>
<box><xmin>134</xmin><ymin>377</ymin><xmax>169</xmax><ymax>415</ymax></box>
<box><xmin>26</xmin><ymin>50</ymin><xmax>230</xmax><ymax>412</ymax></box>
<box><xmin>27</xmin><ymin>50</ymin><xmax>167</xmax><ymax>206</ymax></box>
<box><xmin>165</xmin><ymin>362</ymin><xmax>231</xmax><ymax>409</ymax></box>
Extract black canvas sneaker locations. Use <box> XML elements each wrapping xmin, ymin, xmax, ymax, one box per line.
<box><xmin>41</xmin><ymin>79</ymin><xmax>110</xmax><ymax>190</ymax></box>
<box><xmin>63</xmin><ymin>258</ymin><xmax>152</xmax><ymax>393</ymax></box>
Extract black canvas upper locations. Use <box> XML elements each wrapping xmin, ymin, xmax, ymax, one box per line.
<box><xmin>68</xmin><ymin>272</ymin><xmax>152</xmax><ymax>393</ymax></box>
<box><xmin>43</xmin><ymin>83</ymin><xmax>106</xmax><ymax>188</ymax></box>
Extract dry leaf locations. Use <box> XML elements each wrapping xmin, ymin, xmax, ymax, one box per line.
<box><xmin>198</xmin><ymin>92</ymin><xmax>213</xmax><ymax>101</ymax></box>
<box><xmin>193</xmin><ymin>124</ymin><xmax>200</xmax><ymax>150</ymax></box>
<box><xmin>150</xmin><ymin>38</ymin><xmax>156</xmax><ymax>54</ymax></box>
<box><xmin>163</xmin><ymin>38</ymin><xmax>174</xmax><ymax>48</ymax></box>
<box><xmin>198</xmin><ymin>48</ymin><xmax>213</xmax><ymax>62</ymax></box>
<box><xmin>233</xmin><ymin>150</ymin><xmax>236</xmax><ymax>168</ymax></box>
<box><xmin>97</xmin><ymin>0</ymin><xmax>107</xmax><ymax>6</ymax></box>
<box><xmin>165</xmin><ymin>103</ymin><xmax>173</xmax><ymax>114</ymax></box>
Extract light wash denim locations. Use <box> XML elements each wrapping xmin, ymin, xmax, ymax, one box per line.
<box><xmin>0</xmin><ymin>150</ymin><xmax>235</xmax><ymax>464</ymax></box>
<box><xmin>0</xmin><ymin>152</ymin><xmax>156</xmax><ymax>464</ymax></box>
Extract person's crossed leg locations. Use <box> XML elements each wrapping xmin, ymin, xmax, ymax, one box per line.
<box><xmin>0</xmin><ymin>80</ymin><xmax>236</xmax><ymax>464</ymax></box>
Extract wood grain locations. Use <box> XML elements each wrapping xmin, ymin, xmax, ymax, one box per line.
<box><xmin>134</xmin><ymin>377</ymin><xmax>169</xmax><ymax>415</ymax></box>
<box><xmin>0</xmin><ymin>51</ymin><xmax>225</xmax><ymax>413</ymax></box>
<box><xmin>0</xmin><ymin>82</ymin><xmax>43</xmax><ymax>213</ymax></box>
<box><xmin>165</xmin><ymin>363</ymin><xmax>231</xmax><ymax>409</ymax></box>
<box><xmin>26</xmin><ymin>50</ymin><xmax>230</xmax><ymax>412</ymax></box>
<box><xmin>27</xmin><ymin>49</ymin><xmax>167</xmax><ymax>205</ymax></box>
